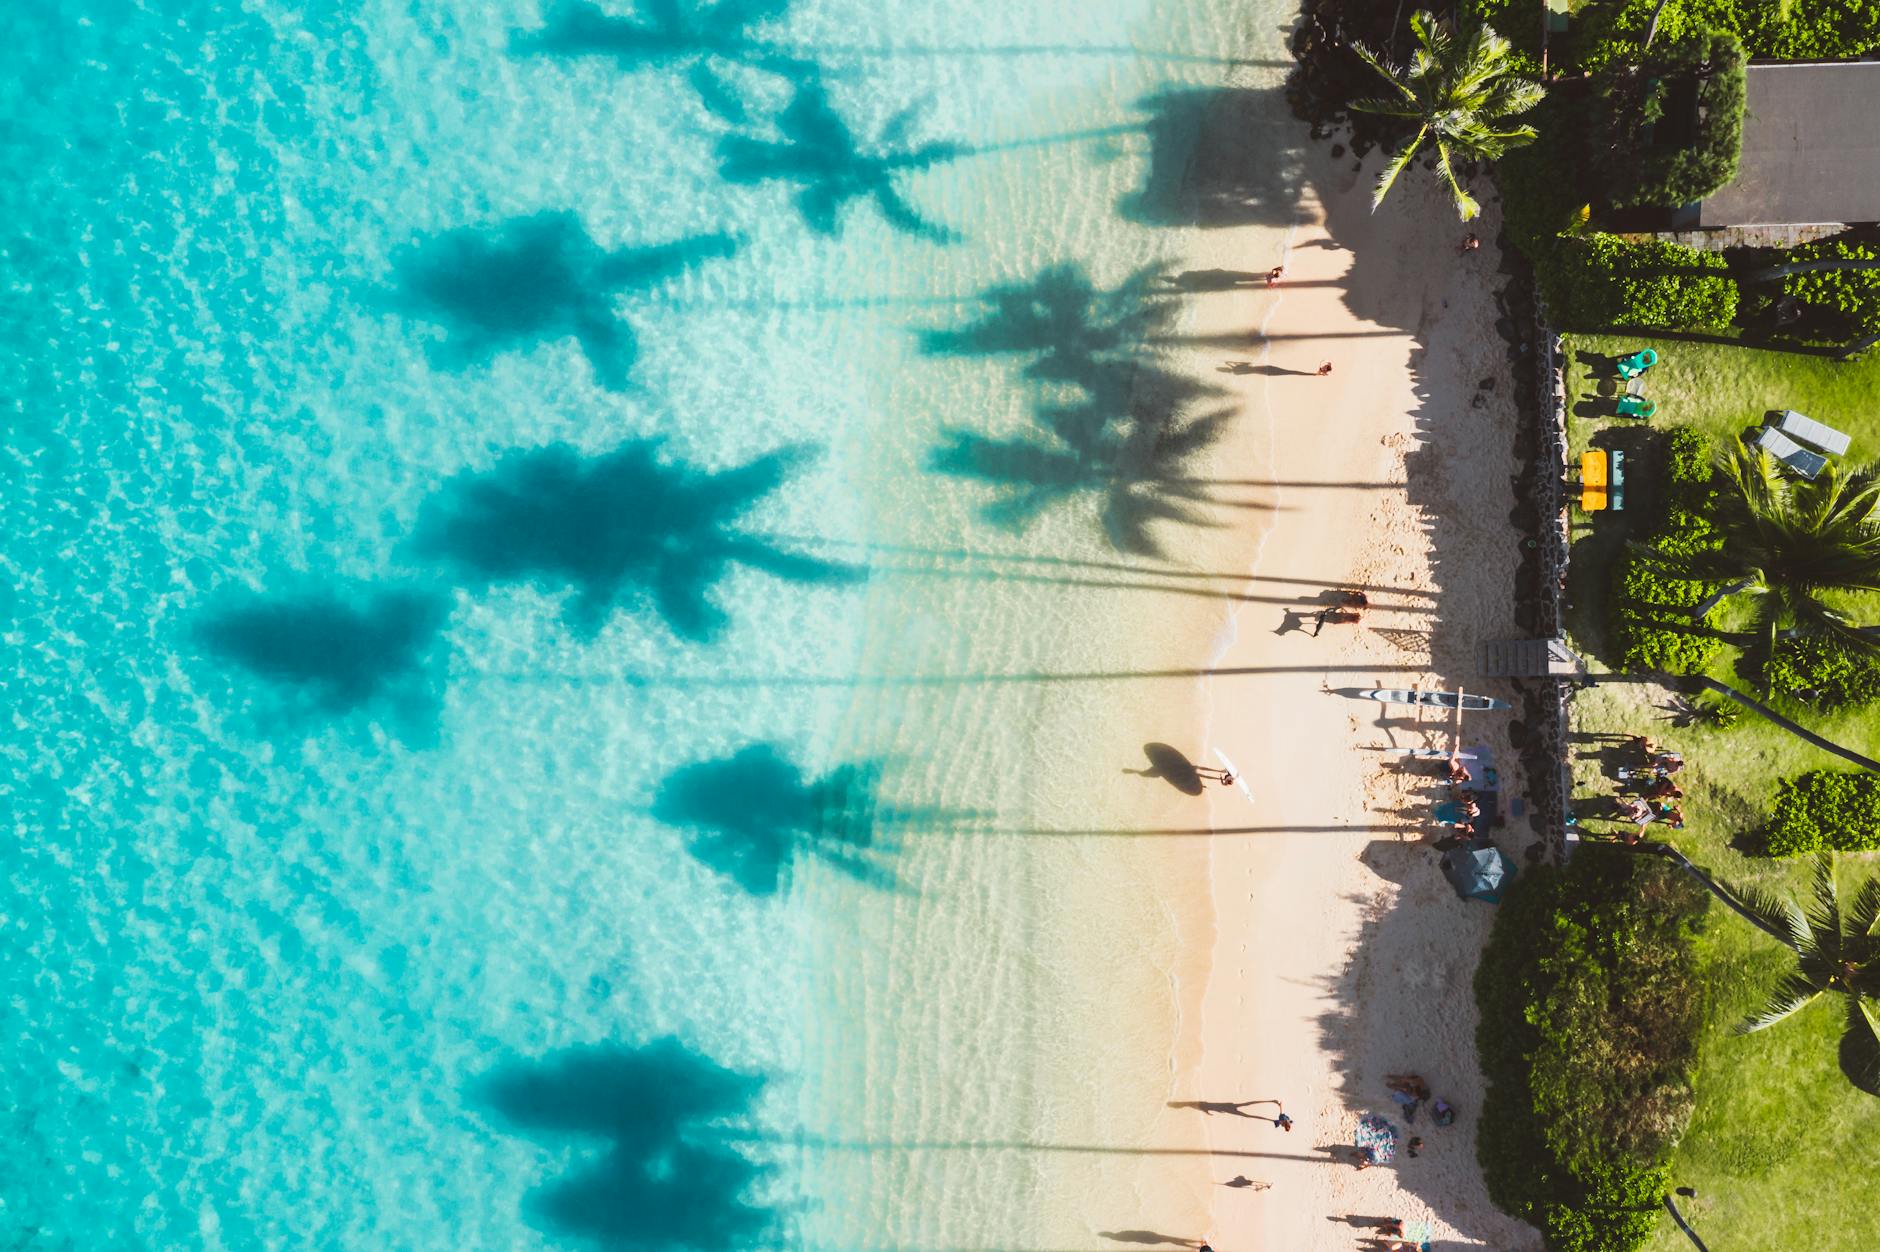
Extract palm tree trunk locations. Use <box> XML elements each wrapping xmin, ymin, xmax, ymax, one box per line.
<box><xmin>1643</xmin><ymin>0</ymin><xmax>1674</xmax><ymax>52</ymax></box>
<box><xmin>1748</xmin><ymin>258</ymin><xmax>1880</xmax><ymax>284</ymax></box>
<box><xmin>1632</xmin><ymin>842</ymin><xmax>1800</xmax><ymax>949</ymax></box>
<box><xmin>1690</xmin><ymin>577</ymin><xmax>1755</xmax><ymax>622</ymax></box>
<box><xmin>1838</xmin><ymin>331</ymin><xmax>1880</xmax><ymax>361</ymax></box>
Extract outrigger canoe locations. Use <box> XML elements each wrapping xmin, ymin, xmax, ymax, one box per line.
<box><xmin>1365</xmin><ymin>688</ymin><xmax>1510</xmax><ymax>712</ymax></box>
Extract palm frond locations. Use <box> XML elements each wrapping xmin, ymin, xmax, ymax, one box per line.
<box><xmin>1725</xmin><ymin>878</ymin><xmax>1813</xmax><ymax>952</ymax></box>
<box><xmin>1736</xmin><ymin>972</ymin><xmax>1824</xmax><ymax>1034</ymax></box>
<box><xmin>1851</xmin><ymin>877</ymin><xmax>1880</xmax><ymax>939</ymax></box>
<box><xmin>1370</xmin><ymin>128</ymin><xmax>1429</xmax><ymax>211</ymax></box>
<box><xmin>1430</xmin><ymin>138</ymin><xmax>1480</xmax><ymax>220</ymax></box>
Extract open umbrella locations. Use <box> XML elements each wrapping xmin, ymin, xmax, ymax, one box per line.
<box><xmin>1440</xmin><ymin>839</ymin><xmax>1517</xmax><ymax>904</ymax></box>
<box><xmin>1355</xmin><ymin>1112</ymin><xmax>1399</xmax><ymax>1164</ymax></box>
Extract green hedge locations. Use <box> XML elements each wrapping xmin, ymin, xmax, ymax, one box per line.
<box><xmin>1477</xmin><ymin>848</ymin><xmax>1709</xmax><ymax>1252</ymax></box>
<box><xmin>1562</xmin><ymin>0</ymin><xmax>1880</xmax><ymax>65</ymax></box>
<box><xmin>1774</xmin><ymin>239</ymin><xmax>1880</xmax><ymax>344</ymax></box>
<box><xmin>1760</xmin><ymin>634</ymin><xmax>1880</xmax><ymax>710</ymax></box>
<box><xmin>1590</xmin><ymin>33</ymin><xmax>1745</xmax><ymax>208</ymax></box>
<box><xmin>1762</xmin><ymin>770</ymin><xmax>1880</xmax><ymax>856</ymax></box>
<box><xmin>1538</xmin><ymin>234</ymin><xmax>1737</xmax><ymax>331</ymax></box>
<box><xmin>1609</xmin><ymin>429</ymin><xmax>1725</xmax><ymax>672</ymax></box>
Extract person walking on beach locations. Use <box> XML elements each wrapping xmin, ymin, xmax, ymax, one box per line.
<box><xmin>1274</xmin><ymin>1111</ymin><xmax>1293</xmax><ymax>1132</ymax></box>
<box><xmin>1266</xmin><ymin>264</ymin><xmax>1284</xmax><ymax>287</ymax></box>
<box><xmin>1316</xmin><ymin>360</ymin><xmax>1333</xmax><ymax>376</ymax></box>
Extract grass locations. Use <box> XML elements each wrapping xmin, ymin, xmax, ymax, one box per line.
<box><xmin>1557</xmin><ymin>332</ymin><xmax>1880</xmax><ymax>1251</ymax></box>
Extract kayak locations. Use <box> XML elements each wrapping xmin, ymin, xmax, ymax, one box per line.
<box><xmin>1365</xmin><ymin>688</ymin><xmax>1511</xmax><ymax>711</ymax></box>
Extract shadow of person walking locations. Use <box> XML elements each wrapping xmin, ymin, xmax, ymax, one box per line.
<box><xmin>1123</xmin><ymin>742</ymin><xmax>1211</xmax><ymax>795</ymax></box>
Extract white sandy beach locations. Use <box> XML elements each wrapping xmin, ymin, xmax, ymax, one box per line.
<box><xmin>1109</xmin><ymin>153</ymin><xmax>1546</xmax><ymax>1251</ymax></box>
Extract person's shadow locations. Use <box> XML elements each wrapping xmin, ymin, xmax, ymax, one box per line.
<box><xmin>1123</xmin><ymin>742</ymin><xmax>1208</xmax><ymax>795</ymax></box>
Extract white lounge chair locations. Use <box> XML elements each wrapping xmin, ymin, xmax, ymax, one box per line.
<box><xmin>1775</xmin><ymin>409</ymin><xmax>1852</xmax><ymax>456</ymax></box>
<box><xmin>1755</xmin><ymin>426</ymin><xmax>1828</xmax><ymax>480</ymax></box>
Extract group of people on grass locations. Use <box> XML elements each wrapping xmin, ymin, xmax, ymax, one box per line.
<box><xmin>1613</xmin><ymin>736</ymin><xmax>1684</xmax><ymax>840</ymax></box>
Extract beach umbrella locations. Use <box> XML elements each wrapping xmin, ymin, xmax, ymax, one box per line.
<box><xmin>1440</xmin><ymin>840</ymin><xmax>1517</xmax><ymax>903</ymax></box>
<box><xmin>1355</xmin><ymin>1112</ymin><xmax>1399</xmax><ymax>1164</ymax></box>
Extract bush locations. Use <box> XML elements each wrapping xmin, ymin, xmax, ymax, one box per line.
<box><xmin>1771</xmin><ymin>239</ymin><xmax>1880</xmax><ymax>345</ymax></box>
<box><xmin>1477</xmin><ymin>848</ymin><xmax>1709</xmax><ymax>1252</ymax></box>
<box><xmin>1538</xmin><ymin>234</ymin><xmax>1737</xmax><ymax>331</ymax></box>
<box><xmin>1590</xmin><ymin>33</ymin><xmax>1746</xmax><ymax>208</ymax></box>
<box><xmin>1565</xmin><ymin>0</ymin><xmax>1880</xmax><ymax>66</ymax></box>
<box><xmin>1759</xmin><ymin>634</ymin><xmax>1880</xmax><ymax>709</ymax></box>
<box><xmin>1662</xmin><ymin>425</ymin><xmax>1715</xmax><ymax>494</ymax></box>
<box><xmin>1762</xmin><ymin>770</ymin><xmax>1880</xmax><ymax>856</ymax></box>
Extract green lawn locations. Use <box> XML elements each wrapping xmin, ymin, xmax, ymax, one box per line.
<box><xmin>1557</xmin><ymin>334</ymin><xmax>1880</xmax><ymax>1252</ymax></box>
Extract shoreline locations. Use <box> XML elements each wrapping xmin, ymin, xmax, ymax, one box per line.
<box><xmin>1157</xmin><ymin>151</ymin><xmax>1544</xmax><ymax>1249</ymax></box>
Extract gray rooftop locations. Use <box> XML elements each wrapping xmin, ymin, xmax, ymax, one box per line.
<box><xmin>1695</xmin><ymin>61</ymin><xmax>1880</xmax><ymax>228</ymax></box>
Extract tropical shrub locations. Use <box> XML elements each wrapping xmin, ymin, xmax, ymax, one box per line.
<box><xmin>1660</xmin><ymin>426</ymin><xmax>1714</xmax><ymax>493</ymax></box>
<box><xmin>1762</xmin><ymin>770</ymin><xmax>1880</xmax><ymax>856</ymax></box>
<box><xmin>1760</xmin><ymin>634</ymin><xmax>1880</xmax><ymax>709</ymax></box>
<box><xmin>1609</xmin><ymin>429</ymin><xmax>1724</xmax><ymax>673</ymax></box>
<box><xmin>1589</xmin><ymin>32</ymin><xmax>1746</xmax><ymax>208</ymax></box>
<box><xmin>1477</xmin><ymin>848</ymin><xmax>1709</xmax><ymax>1252</ymax></box>
<box><xmin>1562</xmin><ymin>0</ymin><xmax>1880</xmax><ymax>66</ymax></box>
<box><xmin>1770</xmin><ymin>239</ymin><xmax>1880</xmax><ymax>345</ymax></box>
<box><xmin>1537</xmin><ymin>234</ymin><xmax>1737</xmax><ymax>331</ymax></box>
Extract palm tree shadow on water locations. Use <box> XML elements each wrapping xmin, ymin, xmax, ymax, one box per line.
<box><xmin>195</xmin><ymin>586</ymin><xmax>449</xmax><ymax>742</ymax></box>
<box><xmin>651</xmin><ymin>743</ymin><xmax>984</xmax><ymax>895</ymax></box>
<box><xmin>475</xmin><ymin>1039</ymin><xmax>779</xmax><ymax>1250</ymax></box>
<box><xmin>919</xmin><ymin>263</ymin><xmax>1243</xmax><ymax>557</ymax></box>
<box><xmin>412</xmin><ymin>439</ymin><xmax>862</xmax><ymax>643</ymax></box>
<box><xmin>512</xmin><ymin>0</ymin><xmax>809</xmax><ymax>123</ymax></box>
<box><xmin>389</xmin><ymin>212</ymin><xmax>739</xmax><ymax>390</ymax></box>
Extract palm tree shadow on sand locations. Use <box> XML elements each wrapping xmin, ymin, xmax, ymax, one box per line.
<box><xmin>919</xmin><ymin>263</ymin><xmax>1242</xmax><ymax>557</ymax></box>
<box><xmin>389</xmin><ymin>212</ymin><xmax>739</xmax><ymax>390</ymax></box>
<box><xmin>474</xmin><ymin>1039</ymin><xmax>777</xmax><ymax>1249</ymax></box>
<box><xmin>413</xmin><ymin>439</ymin><xmax>862</xmax><ymax>642</ymax></box>
<box><xmin>195</xmin><ymin>586</ymin><xmax>449</xmax><ymax>742</ymax></box>
<box><xmin>651</xmin><ymin>742</ymin><xmax>984</xmax><ymax>894</ymax></box>
<box><xmin>1119</xmin><ymin>87</ymin><xmax>1310</xmax><ymax>229</ymax></box>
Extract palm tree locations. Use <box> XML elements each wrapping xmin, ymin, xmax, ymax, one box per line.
<box><xmin>1641</xmin><ymin>446</ymin><xmax>1880</xmax><ymax>661</ymax></box>
<box><xmin>1349</xmin><ymin>12</ymin><xmax>1544</xmax><ymax>220</ymax></box>
<box><xmin>1728</xmin><ymin>854</ymin><xmax>1880</xmax><ymax>1094</ymax></box>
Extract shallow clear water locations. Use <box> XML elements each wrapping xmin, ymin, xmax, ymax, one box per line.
<box><xmin>3</xmin><ymin>0</ymin><xmax>1298</xmax><ymax>1247</ymax></box>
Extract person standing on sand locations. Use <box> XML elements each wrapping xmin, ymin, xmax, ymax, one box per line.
<box><xmin>1316</xmin><ymin>361</ymin><xmax>1333</xmax><ymax>376</ymax></box>
<box><xmin>1266</xmin><ymin>264</ymin><xmax>1284</xmax><ymax>286</ymax></box>
<box><xmin>1275</xmin><ymin>1111</ymin><xmax>1293</xmax><ymax>1132</ymax></box>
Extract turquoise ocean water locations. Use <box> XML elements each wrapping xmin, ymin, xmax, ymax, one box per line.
<box><xmin>3</xmin><ymin>1</ymin><xmax>1300</xmax><ymax>1247</ymax></box>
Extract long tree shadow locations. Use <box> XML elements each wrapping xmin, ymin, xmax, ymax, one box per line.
<box><xmin>512</xmin><ymin>0</ymin><xmax>807</xmax><ymax>123</ymax></box>
<box><xmin>475</xmin><ymin>1039</ymin><xmax>776</xmax><ymax>1250</ymax></box>
<box><xmin>390</xmin><ymin>212</ymin><xmax>738</xmax><ymax>389</ymax></box>
<box><xmin>651</xmin><ymin>742</ymin><xmax>981</xmax><ymax>894</ymax></box>
<box><xmin>196</xmin><ymin>587</ymin><xmax>448</xmax><ymax>735</ymax></box>
<box><xmin>1119</xmin><ymin>87</ymin><xmax>1308</xmax><ymax>229</ymax></box>
<box><xmin>920</xmin><ymin>263</ymin><xmax>1238</xmax><ymax>556</ymax></box>
<box><xmin>413</xmin><ymin>439</ymin><xmax>861</xmax><ymax>641</ymax></box>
